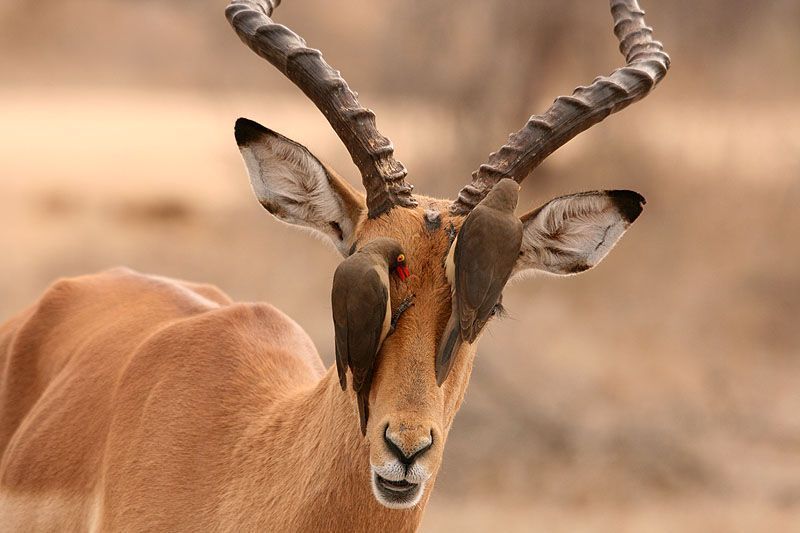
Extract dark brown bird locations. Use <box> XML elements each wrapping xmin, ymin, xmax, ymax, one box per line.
<box><xmin>436</xmin><ymin>179</ymin><xmax>523</xmax><ymax>385</ymax></box>
<box><xmin>332</xmin><ymin>237</ymin><xmax>410</xmax><ymax>435</ymax></box>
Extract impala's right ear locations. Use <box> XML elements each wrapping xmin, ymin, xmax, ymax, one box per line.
<box><xmin>234</xmin><ymin>118</ymin><xmax>366</xmax><ymax>256</ymax></box>
<box><xmin>512</xmin><ymin>190</ymin><xmax>645</xmax><ymax>278</ymax></box>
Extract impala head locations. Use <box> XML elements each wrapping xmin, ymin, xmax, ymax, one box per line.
<box><xmin>227</xmin><ymin>0</ymin><xmax>669</xmax><ymax>509</ymax></box>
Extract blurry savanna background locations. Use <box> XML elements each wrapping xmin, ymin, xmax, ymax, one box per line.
<box><xmin>2</xmin><ymin>0</ymin><xmax>799</xmax><ymax>530</ymax></box>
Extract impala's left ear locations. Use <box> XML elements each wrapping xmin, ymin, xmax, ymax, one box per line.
<box><xmin>513</xmin><ymin>190</ymin><xmax>645</xmax><ymax>277</ymax></box>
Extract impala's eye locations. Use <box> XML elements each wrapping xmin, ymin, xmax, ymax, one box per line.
<box><xmin>489</xmin><ymin>297</ymin><xmax>506</xmax><ymax>318</ymax></box>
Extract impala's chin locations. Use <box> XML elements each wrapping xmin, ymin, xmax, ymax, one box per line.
<box><xmin>371</xmin><ymin>472</ymin><xmax>425</xmax><ymax>509</ymax></box>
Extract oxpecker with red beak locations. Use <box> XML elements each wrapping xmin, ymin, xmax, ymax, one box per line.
<box><xmin>332</xmin><ymin>237</ymin><xmax>410</xmax><ymax>435</ymax></box>
<box><xmin>436</xmin><ymin>178</ymin><xmax>523</xmax><ymax>385</ymax></box>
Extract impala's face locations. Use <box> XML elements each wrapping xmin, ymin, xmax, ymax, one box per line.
<box><xmin>355</xmin><ymin>201</ymin><xmax>472</xmax><ymax>508</ymax></box>
<box><xmin>235</xmin><ymin>118</ymin><xmax>646</xmax><ymax>509</ymax></box>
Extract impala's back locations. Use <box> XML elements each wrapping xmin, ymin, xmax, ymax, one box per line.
<box><xmin>0</xmin><ymin>268</ymin><xmax>323</xmax><ymax>530</ymax></box>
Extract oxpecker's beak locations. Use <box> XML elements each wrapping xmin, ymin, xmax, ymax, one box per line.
<box><xmin>396</xmin><ymin>265</ymin><xmax>411</xmax><ymax>282</ymax></box>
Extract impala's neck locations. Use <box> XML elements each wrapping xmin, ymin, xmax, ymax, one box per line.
<box><xmin>225</xmin><ymin>366</ymin><xmax>432</xmax><ymax>531</ymax></box>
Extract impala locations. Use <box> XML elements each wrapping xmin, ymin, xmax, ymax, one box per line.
<box><xmin>0</xmin><ymin>0</ymin><xmax>669</xmax><ymax>530</ymax></box>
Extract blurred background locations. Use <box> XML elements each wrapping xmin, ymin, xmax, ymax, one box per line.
<box><xmin>1</xmin><ymin>0</ymin><xmax>799</xmax><ymax>530</ymax></box>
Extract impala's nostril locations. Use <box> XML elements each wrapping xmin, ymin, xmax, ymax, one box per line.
<box><xmin>383</xmin><ymin>425</ymin><xmax>433</xmax><ymax>465</ymax></box>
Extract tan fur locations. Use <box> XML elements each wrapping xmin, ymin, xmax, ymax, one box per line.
<box><xmin>0</xmin><ymin>194</ymin><xmax>478</xmax><ymax>531</ymax></box>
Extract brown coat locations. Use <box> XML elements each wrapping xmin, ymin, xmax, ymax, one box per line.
<box><xmin>0</xmin><ymin>268</ymin><xmax>432</xmax><ymax>531</ymax></box>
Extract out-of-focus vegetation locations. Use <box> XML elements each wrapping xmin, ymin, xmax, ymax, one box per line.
<box><xmin>1</xmin><ymin>1</ymin><xmax>799</xmax><ymax>530</ymax></box>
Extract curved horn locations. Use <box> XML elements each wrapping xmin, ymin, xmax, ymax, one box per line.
<box><xmin>451</xmin><ymin>0</ymin><xmax>670</xmax><ymax>215</ymax></box>
<box><xmin>226</xmin><ymin>0</ymin><xmax>416</xmax><ymax>218</ymax></box>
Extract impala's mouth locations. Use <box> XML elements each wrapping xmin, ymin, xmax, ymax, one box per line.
<box><xmin>371</xmin><ymin>472</ymin><xmax>424</xmax><ymax>509</ymax></box>
<box><xmin>378</xmin><ymin>475</ymin><xmax>415</xmax><ymax>491</ymax></box>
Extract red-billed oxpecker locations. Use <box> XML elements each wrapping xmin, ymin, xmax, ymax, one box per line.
<box><xmin>436</xmin><ymin>179</ymin><xmax>523</xmax><ymax>385</ymax></box>
<box><xmin>333</xmin><ymin>238</ymin><xmax>410</xmax><ymax>435</ymax></box>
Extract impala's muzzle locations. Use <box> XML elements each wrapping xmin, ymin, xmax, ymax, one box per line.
<box><xmin>369</xmin><ymin>418</ymin><xmax>439</xmax><ymax>508</ymax></box>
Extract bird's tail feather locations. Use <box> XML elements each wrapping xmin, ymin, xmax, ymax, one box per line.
<box><xmin>335</xmin><ymin>352</ymin><xmax>347</xmax><ymax>391</ymax></box>
<box><xmin>435</xmin><ymin>313</ymin><xmax>462</xmax><ymax>386</ymax></box>
<box><xmin>357</xmin><ymin>391</ymin><xmax>369</xmax><ymax>436</ymax></box>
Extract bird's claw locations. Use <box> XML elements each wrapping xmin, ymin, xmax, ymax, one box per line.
<box><xmin>446</xmin><ymin>222</ymin><xmax>457</xmax><ymax>247</ymax></box>
<box><xmin>390</xmin><ymin>294</ymin><xmax>416</xmax><ymax>332</ymax></box>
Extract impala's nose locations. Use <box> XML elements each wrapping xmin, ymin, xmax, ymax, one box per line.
<box><xmin>383</xmin><ymin>424</ymin><xmax>433</xmax><ymax>465</ymax></box>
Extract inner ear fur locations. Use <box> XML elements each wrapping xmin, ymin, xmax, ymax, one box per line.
<box><xmin>234</xmin><ymin>118</ymin><xmax>365</xmax><ymax>256</ymax></box>
<box><xmin>514</xmin><ymin>190</ymin><xmax>645</xmax><ymax>277</ymax></box>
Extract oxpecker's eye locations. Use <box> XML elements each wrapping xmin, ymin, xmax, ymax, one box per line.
<box><xmin>397</xmin><ymin>254</ymin><xmax>405</xmax><ymax>263</ymax></box>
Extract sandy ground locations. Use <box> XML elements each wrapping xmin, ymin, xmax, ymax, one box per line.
<box><xmin>420</xmin><ymin>499</ymin><xmax>800</xmax><ymax>533</ymax></box>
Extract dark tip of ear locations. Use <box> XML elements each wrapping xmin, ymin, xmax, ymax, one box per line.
<box><xmin>234</xmin><ymin>117</ymin><xmax>270</xmax><ymax>146</ymax></box>
<box><xmin>607</xmin><ymin>190</ymin><xmax>646</xmax><ymax>223</ymax></box>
